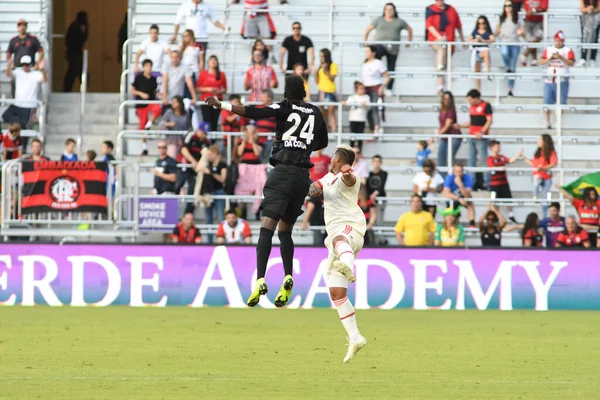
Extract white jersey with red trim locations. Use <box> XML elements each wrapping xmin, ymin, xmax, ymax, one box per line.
<box><xmin>541</xmin><ymin>45</ymin><xmax>575</xmax><ymax>83</ymax></box>
<box><xmin>216</xmin><ymin>219</ymin><xmax>252</xmax><ymax>243</ymax></box>
<box><xmin>318</xmin><ymin>171</ymin><xmax>366</xmax><ymax>237</ymax></box>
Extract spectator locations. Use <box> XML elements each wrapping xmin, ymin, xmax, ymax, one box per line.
<box><xmin>478</xmin><ymin>205</ymin><xmax>507</xmax><ymax>247</ymax></box>
<box><xmin>162</xmin><ymin>51</ymin><xmax>197</xmax><ymax>105</ymax></box>
<box><xmin>362</xmin><ymin>46</ymin><xmax>390</xmax><ymax>134</ymax></box>
<box><xmin>216</xmin><ymin>209</ymin><xmax>253</xmax><ymax>245</ymax></box>
<box><xmin>520</xmin><ymin>0</ymin><xmax>548</xmax><ymax>67</ymax></box>
<box><xmin>316</xmin><ymin>48</ymin><xmax>338</xmax><ymax>132</ymax></box>
<box><xmin>416</xmin><ymin>139</ymin><xmax>433</xmax><ymax>167</ymax></box>
<box><xmin>279</xmin><ymin>22</ymin><xmax>314</xmax><ymax>75</ymax></box>
<box><xmin>221</xmin><ymin>94</ymin><xmax>247</xmax><ymax>154</ymax></box>
<box><xmin>557</xmin><ymin>186</ymin><xmax>600</xmax><ymax>247</ymax></box>
<box><xmin>468</xmin><ymin>16</ymin><xmax>495</xmax><ymax>92</ymax></box>
<box><xmin>425</xmin><ymin>0</ymin><xmax>465</xmax><ymax>94</ymax></box>
<box><xmin>458</xmin><ymin>89</ymin><xmax>493</xmax><ymax>191</ymax></box>
<box><xmin>153</xmin><ymin>140</ymin><xmax>178</xmax><ymax>195</ymax></box>
<box><xmin>179</xmin><ymin>122</ymin><xmax>211</xmax><ymax>212</ymax></box>
<box><xmin>443</xmin><ymin>162</ymin><xmax>476</xmax><ymax>227</ymax></box>
<box><xmin>310</xmin><ymin>149</ymin><xmax>331</xmax><ymax>182</ymax></box>
<box><xmin>556</xmin><ymin>216</ymin><xmax>592</xmax><ymax>248</ymax></box>
<box><xmin>578</xmin><ymin>0</ymin><xmax>600</xmax><ymax>67</ymax></box>
<box><xmin>197</xmin><ymin>55</ymin><xmax>227</xmax><ymax>131</ymax></box>
<box><xmin>63</xmin><ymin>11</ymin><xmax>89</xmax><ymax>92</ymax></box>
<box><xmin>437</xmin><ymin>91</ymin><xmax>461</xmax><ymax>173</ymax></box>
<box><xmin>179</xmin><ymin>29</ymin><xmax>201</xmax><ymax>99</ymax></box>
<box><xmin>61</xmin><ymin>138</ymin><xmax>78</xmax><ymax>162</ymax></box>
<box><xmin>171</xmin><ymin>212</ymin><xmax>203</xmax><ymax>244</ymax></box>
<box><xmin>248</xmin><ymin>39</ymin><xmax>272</xmax><ymax>66</ymax></box>
<box><xmin>235</xmin><ymin>123</ymin><xmax>266</xmax><ymax>218</ymax></box>
<box><xmin>292</xmin><ymin>64</ymin><xmax>310</xmax><ymax>101</ymax></box>
<box><xmin>160</xmin><ymin>95</ymin><xmax>199</xmax><ymax>160</ymax></box>
<box><xmin>487</xmin><ymin>140</ymin><xmax>521</xmax><ymax>223</ymax></box>
<box><xmin>134</xmin><ymin>24</ymin><xmax>170</xmax><ymax>75</ymax></box>
<box><xmin>237</xmin><ymin>0</ymin><xmax>280</xmax><ymax>45</ymax></box>
<box><xmin>395</xmin><ymin>194</ymin><xmax>436</xmax><ymax>246</ymax></box>
<box><xmin>244</xmin><ymin>49</ymin><xmax>278</xmax><ymax>102</ymax></box>
<box><xmin>358</xmin><ymin>184</ymin><xmax>377</xmax><ymax>245</ymax></box>
<box><xmin>522</xmin><ymin>134</ymin><xmax>557</xmax><ymax>217</ymax></box>
<box><xmin>255</xmin><ymin>90</ymin><xmax>276</xmax><ymax>163</ymax></box>
<box><xmin>131</xmin><ymin>59</ymin><xmax>163</xmax><ymax>131</ymax></box>
<box><xmin>301</xmin><ymin>195</ymin><xmax>326</xmax><ymax>246</ymax></box>
<box><xmin>364</xmin><ymin>2</ymin><xmax>413</xmax><ymax>95</ymax></box>
<box><xmin>102</xmin><ymin>140</ymin><xmax>116</xmax><ymax>197</ymax></box>
<box><xmin>413</xmin><ymin>159</ymin><xmax>444</xmax><ymax>217</ymax></box>
<box><xmin>344</xmin><ymin>81</ymin><xmax>370</xmax><ymax>151</ymax></box>
<box><xmin>171</xmin><ymin>0</ymin><xmax>226</xmax><ymax>70</ymax></box>
<box><xmin>201</xmin><ymin>145</ymin><xmax>228</xmax><ymax>234</ymax></box>
<box><xmin>522</xmin><ymin>212</ymin><xmax>543</xmax><ymax>247</ymax></box>
<box><xmin>25</xmin><ymin>138</ymin><xmax>49</xmax><ymax>161</ymax></box>
<box><xmin>351</xmin><ymin>146</ymin><xmax>370</xmax><ymax>185</ymax></box>
<box><xmin>7</xmin><ymin>18</ymin><xmax>44</xmax><ymax>69</ymax></box>
<box><xmin>539</xmin><ymin>202</ymin><xmax>566</xmax><ymax>247</ymax></box>
<box><xmin>2</xmin><ymin>123</ymin><xmax>23</xmax><ymax>160</ymax></box>
<box><xmin>434</xmin><ymin>207</ymin><xmax>464</xmax><ymax>247</ymax></box>
<box><xmin>495</xmin><ymin>2</ymin><xmax>524</xmax><ymax>96</ymax></box>
<box><xmin>540</xmin><ymin>31</ymin><xmax>575</xmax><ymax>129</ymax></box>
<box><xmin>84</xmin><ymin>150</ymin><xmax>97</xmax><ymax>162</ymax></box>
<box><xmin>367</xmin><ymin>154</ymin><xmax>388</xmax><ymax>200</ymax></box>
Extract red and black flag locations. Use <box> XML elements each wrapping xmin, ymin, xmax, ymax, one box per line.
<box><xmin>21</xmin><ymin>161</ymin><xmax>108</xmax><ymax>214</ymax></box>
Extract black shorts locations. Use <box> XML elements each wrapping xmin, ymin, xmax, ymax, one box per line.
<box><xmin>260</xmin><ymin>164</ymin><xmax>311</xmax><ymax>224</ymax></box>
<box><xmin>490</xmin><ymin>183</ymin><xmax>512</xmax><ymax>199</ymax></box>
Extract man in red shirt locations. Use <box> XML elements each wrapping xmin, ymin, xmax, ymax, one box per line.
<box><xmin>425</xmin><ymin>0</ymin><xmax>465</xmax><ymax>94</ymax></box>
<box><xmin>309</xmin><ymin>149</ymin><xmax>331</xmax><ymax>182</ymax></box>
<box><xmin>520</xmin><ymin>0</ymin><xmax>549</xmax><ymax>67</ymax></box>
<box><xmin>244</xmin><ymin>49</ymin><xmax>278</xmax><ymax>102</ymax></box>
<box><xmin>487</xmin><ymin>140</ymin><xmax>520</xmax><ymax>222</ymax></box>
<box><xmin>556</xmin><ymin>216</ymin><xmax>591</xmax><ymax>248</ymax></box>
<box><xmin>171</xmin><ymin>212</ymin><xmax>203</xmax><ymax>244</ymax></box>
<box><xmin>255</xmin><ymin>89</ymin><xmax>276</xmax><ymax>163</ymax></box>
<box><xmin>216</xmin><ymin>209</ymin><xmax>253</xmax><ymax>244</ymax></box>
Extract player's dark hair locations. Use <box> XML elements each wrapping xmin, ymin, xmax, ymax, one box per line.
<box><xmin>225</xmin><ymin>209</ymin><xmax>237</xmax><ymax>216</ymax></box>
<box><xmin>549</xmin><ymin>202</ymin><xmax>561</xmax><ymax>211</ymax></box>
<box><xmin>522</xmin><ymin>212</ymin><xmax>540</xmax><ymax>239</ymax></box>
<box><xmin>229</xmin><ymin>94</ymin><xmax>241</xmax><ymax>101</ymax></box>
<box><xmin>335</xmin><ymin>147</ymin><xmax>356</xmax><ymax>166</ymax></box>
<box><xmin>284</xmin><ymin>75</ymin><xmax>306</xmax><ymax>101</ymax></box>
<box><xmin>142</xmin><ymin>58</ymin><xmax>153</xmax><ymax>67</ymax></box>
<box><xmin>489</xmin><ymin>140</ymin><xmax>500</xmax><ymax>148</ymax></box>
<box><xmin>103</xmin><ymin>140</ymin><xmax>114</xmax><ymax>150</ymax></box>
<box><xmin>149</xmin><ymin>24</ymin><xmax>159</xmax><ymax>32</ymax></box>
<box><xmin>467</xmin><ymin>89</ymin><xmax>481</xmax><ymax>99</ymax></box>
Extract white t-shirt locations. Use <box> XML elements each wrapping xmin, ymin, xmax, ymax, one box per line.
<box><xmin>412</xmin><ymin>171</ymin><xmax>444</xmax><ymax>206</ymax></box>
<box><xmin>542</xmin><ymin>45</ymin><xmax>576</xmax><ymax>83</ymax></box>
<box><xmin>181</xmin><ymin>45</ymin><xmax>200</xmax><ymax>74</ymax></box>
<box><xmin>175</xmin><ymin>0</ymin><xmax>214</xmax><ymax>39</ymax></box>
<box><xmin>346</xmin><ymin>94</ymin><xmax>370</xmax><ymax>122</ymax></box>
<box><xmin>14</xmin><ymin>69</ymin><xmax>43</xmax><ymax>108</ymax></box>
<box><xmin>319</xmin><ymin>172</ymin><xmax>366</xmax><ymax>237</ymax></box>
<box><xmin>362</xmin><ymin>59</ymin><xmax>387</xmax><ymax>87</ymax></box>
<box><xmin>139</xmin><ymin>38</ymin><xmax>170</xmax><ymax>71</ymax></box>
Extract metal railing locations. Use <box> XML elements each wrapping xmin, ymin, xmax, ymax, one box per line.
<box><xmin>78</xmin><ymin>49</ymin><xmax>88</xmax><ymax>156</ymax></box>
<box><xmin>0</xmin><ymin>98</ymin><xmax>46</xmax><ymax>144</ymax></box>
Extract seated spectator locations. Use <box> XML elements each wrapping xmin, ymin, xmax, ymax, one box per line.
<box><xmin>478</xmin><ymin>204</ymin><xmax>507</xmax><ymax>247</ymax></box>
<box><xmin>368</xmin><ymin>154</ymin><xmax>388</xmax><ymax>223</ymax></box>
<box><xmin>301</xmin><ymin>195</ymin><xmax>326</xmax><ymax>246</ymax></box>
<box><xmin>522</xmin><ymin>134</ymin><xmax>557</xmax><ymax>217</ymax></box>
<box><xmin>395</xmin><ymin>194</ymin><xmax>436</xmax><ymax>246</ymax></box>
<box><xmin>539</xmin><ymin>202</ymin><xmax>566</xmax><ymax>247</ymax></box>
<box><xmin>316</xmin><ymin>49</ymin><xmax>338</xmax><ymax>132</ymax></box>
<box><xmin>556</xmin><ymin>216</ymin><xmax>592</xmax><ymax>248</ymax></box>
<box><xmin>557</xmin><ymin>186</ymin><xmax>600</xmax><ymax>247</ymax></box>
<box><xmin>131</xmin><ymin>59</ymin><xmax>163</xmax><ymax>130</ymax></box>
<box><xmin>85</xmin><ymin>150</ymin><xmax>97</xmax><ymax>162</ymax></box>
<box><xmin>153</xmin><ymin>140</ymin><xmax>178</xmax><ymax>195</ymax></box>
<box><xmin>468</xmin><ymin>16</ymin><xmax>495</xmax><ymax>92</ymax></box>
<box><xmin>487</xmin><ymin>140</ymin><xmax>521</xmax><ymax>223</ymax></box>
<box><xmin>435</xmin><ymin>207</ymin><xmax>465</xmax><ymax>247</ymax></box>
<box><xmin>413</xmin><ymin>159</ymin><xmax>444</xmax><ymax>217</ymax></box>
<box><xmin>201</xmin><ymin>145</ymin><xmax>228</xmax><ymax>239</ymax></box>
<box><xmin>495</xmin><ymin>2</ymin><xmax>524</xmax><ymax>96</ymax></box>
<box><xmin>520</xmin><ymin>0</ymin><xmax>548</xmax><ymax>67</ymax></box>
<box><xmin>162</xmin><ymin>51</ymin><xmax>196</xmax><ymax>105</ymax></box>
<box><xmin>310</xmin><ymin>149</ymin><xmax>331</xmax><ymax>182</ymax></box>
<box><xmin>362</xmin><ymin>46</ymin><xmax>390</xmax><ymax>134</ymax></box>
<box><xmin>522</xmin><ymin>212</ymin><xmax>543</xmax><ymax>247</ymax></box>
<box><xmin>134</xmin><ymin>24</ymin><xmax>170</xmax><ymax>75</ymax></box>
<box><xmin>25</xmin><ymin>138</ymin><xmax>49</xmax><ymax>161</ymax></box>
<box><xmin>235</xmin><ymin>123</ymin><xmax>266</xmax><ymax>218</ymax></box>
<box><xmin>279</xmin><ymin>21</ymin><xmax>314</xmax><ymax>75</ymax></box>
<box><xmin>578</xmin><ymin>0</ymin><xmax>600</xmax><ymax>68</ymax></box>
<box><xmin>171</xmin><ymin>212</ymin><xmax>202</xmax><ymax>244</ymax></box>
<box><xmin>160</xmin><ymin>96</ymin><xmax>198</xmax><ymax>159</ymax></box>
<box><xmin>61</xmin><ymin>138</ymin><xmax>78</xmax><ymax>161</ymax></box>
<box><xmin>2</xmin><ymin>123</ymin><xmax>23</xmax><ymax>160</ymax></box>
<box><xmin>179</xmin><ymin>29</ymin><xmax>201</xmax><ymax>100</ymax></box>
<box><xmin>179</xmin><ymin>122</ymin><xmax>211</xmax><ymax>213</ymax></box>
<box><xmin>416</xmin><ymin>139</ymin><xmax>433</xmax><ymax>167</ymax></box>
<box><xmin>437</xmin><ymin>91</ymin><xmax>461</xmax><ymax>173</ymax></box>
<box><xmin>344</xmin><ymin>81</ymin><xmax>370</xmax><ymax>151</ymax></box>
<box><xmin>217</xmin><ymin>209</ymin><xmax>253</xmax><ymax>245</ymax></box>
<box><xmin>197</xmin><ymin>55</ymin><xmax>227</xmax><ymax>132</ymax></box>
<box><xmin>254</xmin><ymin>90</ymin><xmax>276</xmax><ymax>163</ymax></box>
<box><xmin>292</xmin><ymin>64</ymin><xmax>310</xmax><ymax>101</ymax></box>
<box><xmin>244</xmin><ymin>49</ymin><xmax>278</xmax><ymax>102</ymax></box>
<box><xmin>540</xmin><ymin>31</ymin><xmax>575</xmax><ymax>129</ymax></box>
<box><xmin>443</xmin><ymin>162</ymin><xmax>475</xmax><ymax>227</ymax></box>
<box><xmin>351</xmin><ymin>146</ymin><xmax>370</xmax><ymax>185</ymax></box>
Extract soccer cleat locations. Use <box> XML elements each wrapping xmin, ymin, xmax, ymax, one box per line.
<box><xmin>332</xmin><ymin>260</ymin><xmax>356</xmax><ymax>283</ymax></box>
<box><xmin>343</xmin><ymin>335</ymin><xmax>367</xmax><ymax>363</ymax></box>
<box><xmin>247</xmin><ymin>278</ymin><xmax>268</xmax><ymax>307</ymax></box>
<box><xmin>274</xmin><ymin>275</ymin><xmax>294</xmax><ymax>308</ymax></box>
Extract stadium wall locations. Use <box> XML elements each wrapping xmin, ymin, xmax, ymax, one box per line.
<box><xmin>0</xmin><ymin>245</ymin><xmax>598</xmax><ymax>310</ymax></box>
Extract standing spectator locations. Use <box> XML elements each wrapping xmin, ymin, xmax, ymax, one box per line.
<box><xmin>2</xmin><ymin>123</ymin><xmax>23</xmax><ymax>160</ymax></box>
<box><xmin>364</xmin><ymin>2</ymin><xmax>413</xmax><ymax>95</ymax></box>
<box><xmin>153</xmin><ymin>140</ymin><xmax>178</xmax><ymax>195</ymax></box>
<box><xmin>540</xmin><ymin>31</ymin><xmax>575</xmax><ymax>129</ymax></box>
<box><xmin>102</xmin><ymin>140</ymin><xmax>116</xmax><ymax>197</ymax></box>
<box><xmin>248</xmin><ymin>39</ymin><xmax>272</xmax><ymax>66</ymax></box>
<box><xmin>437</xmin><ymin>91</ymin><xmax>461</xmax><ymax>174</ymax></box>
<box><xmin>131</xmin><ymin>59</ymin><xmax>163</xmax><ymax>130</ymax></box>
<box><xmin>118</xmin><ymin>13</ymin><xmax>128</xmax><ymax>65</ymax></box>
<box><xmin>316</xmin><ymin>49</ymin><xmax>338</xmax><ymax>132</ymax></box>
<box><xmin>478</xmin><ymin>205</ymin><xmax>507</xmax><ymax>247</ymax></box>
<box><xmin>539</xmin><ymin>202</ymin><xmax>566</xmax><ymax>247</ymax></box>
<box><xmin>520</xmin><ymin>0</ymin><xmax>548</xmax><ymax>67</ymax></box>
<box><xmin>458</xmin><ymin>89</ymin><xmax>493</xmax><ymax>191</ymax></box>
<box><xmin>63</xmin><ymin>11</ymin><xmax>89</xmax><ymax>92</ymax></box>
<box><xmin>556</xmin><ymin>216</ymin><xmax>591</xmax><ymax>248</ymax></box>
<box><xmin>279</xmin><ymin>22</ymin><xmax>314</xmax><ymax>75</ymax></box>
<box><xmin>309</xmin><ymin>149</ymin><xmax>331</xmax><ymax>182</ymax></box>
<box><xmin>292</xmin><ymin>64</ymin><xmax>310</xmax><ymax>101</ymax></box>
<box><xmin>25</xmin><ymin>138</ymin><xmax>49</xmax><ymax>161</ymax></box>
<box><xmin>425</xmin><ymin>0</ymin><xmax>465</xmax><ymax>94</ymax></box>
<box><xmin>160</xmin><ymin>95</ymin><xmax>198</xmax><ymax>159</ymax></box>
<box><xmin>235</xmin><ymin>123</ymin><xmax>266</xmax><ymax>218</ymax></box>
<box><xmin>201</xmin><ymin>144</ymin><xmax>228</xmax><ymax>233</ymax></box>
<box><xmin>487</xmin><ymin>140</ymin><xmax>521</xmax><ymax>222</ymax></box>
<box><xmin>344</xmin><ymin>81</ymin><xmax>370</xmax><ymax>151</ymax></box>
<box><xmin>244</xmin><ymin>49</ymin><xmax>278</xmax><ymax>102</ymax></box>
<box><xmin>216</xmin><ymin>209</ymin><xmax>253</xmax><ymax>245</ymax></box>
<box><xmin>522</xmin><ymin>212</ymin><xmax>543</xmax><ymax>247</ymax></box>
<box><xmin>443</xmin><ymin>162</ymin><xmax>476</xmax><ymax>227</ymax></box>
<box><xmin>416</xmin><ymin>139</ymin><xmax>433</xmax><ymax>167</ymax></box>
<box><xmin>522</xmin><ymin>134</ymin><xmax>557</xmax><ymax>217</ymax></box>
<box><xmin>134</xmin><ymin>24</ymin><xmax>170</xmax><ymax>74</ymax></box>
<box><xmin>197</xmin><ymin>55</ymin><xmax>227</xmax><ymax>131</ymax></box>
<box><xmin>362</xmin><ymin>46</ymin><xmax>390</xmax><ymax>134</ymax></box>
<box><xmin>171</xmin><ymin>0</ymin><xmax>226</xmax><ymax>70</ymax></box>
<box><xmin>179</xmin><ymin>122</ymin><xmax>211</xmax><ymax>212</ymax></box>
<box><xmin>434</xmin><ymin>207</ymin><xmax>465</xmax><ymax>247</ymax></box>
<box><xmin>578</xmin><ymin>0</ymin><xmax>600</xmax><ymax>67</ymax></box>
<box><xmin>358</xmin><ymin>184</ymin><xmax>377</xmax><ymax>245</ymax></box>
<box><xmin>413</xmin><ymin>159</ymin><xmax>444</xmax><ymax>217</ymax></box>
<box><xmin>495</xmin><ymin>2</ymin><xmax>524</xmax><ymax>96</ymax></box>
<box><xmin>84</xmin><ymin>150</ymin><xmax>97</xmax><ymax>162</ymax></box>
<box><xmin>394</xmin><ymin>194</ymin><xmax>436</xmax><ymax>246</ymax></box>
<box><xmin>557</xmin><ymin>186</ymin><xmax>600</xmax><ymax>247</ymax></box>
<box><xmin>171</xmin><ymin>212</ymin><xmax>203</xmax><ymax>244</ymax></box>
<box><xmin>301</xmin><ymin>196</ymin><xmax>326</xmax><ymax>246</ymax></box>
<box><xmin>468</xmin><ymin>16</ymin><xmax>495</xmax><ymax>92</ymax></box>
<box><xmin>179</xmin><ymin>30</ymin><xmax>201</xmax><ymax>99</ymax></box>
<box><xmin>255</xmin><ymin>90</ymin><xmax>276</xmax><ymax>163</ymax></box>
<box><xmin>237</xmin><ymin>0</ymin><xmax>281</xmax><ymax>44</ymax></box>
<box><xmin>6</xmin><ymin>18</ymin><xmax>44</xmax><ymax>69</ymax></box>
<box><xmin>351</xmin><ymin>146</ymin><xmax>370</xmax><ymax>185</ymax></box>
<box><xmin>162</xmin><ymin>51</ymin><xmax>197</xmax><ymax>105</ymax></box>
<box><xmin>368</xmin><ymin>154</ymin><xmax>388</xmax><ymax>224</ymax></box>
<box><xmin>61</xmin><ymin>138</ymin><xmax>78</xmax><ymax>162</ymax></box>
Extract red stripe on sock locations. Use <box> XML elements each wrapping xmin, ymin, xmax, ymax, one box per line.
<box><xmin>339</xmin><ymin>251</ymin><xmax>353</xmax><ymax>257</ymax></box>
<box><xmin>340</xmin><ymin>312</ymin><xmax>355</xmax><ymax>320</ymax></box>
<box><xmin>333</xmin><ymin>297</ymin><xmax>348</xmax><ymax>306</ymax></box>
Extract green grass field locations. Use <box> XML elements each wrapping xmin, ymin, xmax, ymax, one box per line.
<box><xmin>1</xmin><ymin>308</ymin><xmax>599</xmax><ymax>399</ymax></box>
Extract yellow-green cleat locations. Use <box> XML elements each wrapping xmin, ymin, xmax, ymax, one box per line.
<box><xmin>247</xmin><ymin>278</ymin><xmax>268</xmax><ymax>307</ymax></box>
<box><xmin>274</xmin><ymin>275</ymin><xmax>294</xmax><ymax>308</ymax></box>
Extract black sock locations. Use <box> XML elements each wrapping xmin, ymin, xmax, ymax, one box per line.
<box><xmin>278</xmin><ymin>230</ymin><xmax>294</xmax><ymax>277</ymax></box>
<box><xmin>256</xmin><ymin>228</ymin><xmax>275</xmax><ymax>279</ymax></box>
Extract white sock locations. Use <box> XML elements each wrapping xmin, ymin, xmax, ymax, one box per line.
<box><xmin>333</xmin><ymin>296</ymin><xmax>360</xmax><ymax>341</ymax></box>
<box><xmin>335</xmin><ymin>242</ymin><xmax>355</xmax><ymax>270</ymax></box>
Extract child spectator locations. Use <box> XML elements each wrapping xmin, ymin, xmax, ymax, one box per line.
<box><xmin>292</xmin><ymin>63</ymin><xmax>310</xmax><ymax>101</ymax></box>
<box><xmin>131</xmin><ymin>59</ymin><xmax>163</xmax><ymax>131</ymax></box>
<box><xmin>487</xmin><ymin>140</ymin><xmax>521</xmax><ymax>222</ymax></box>
<box><xmin>362</xmin><ymin>46</ymin><xmax>390</xmax><ymax>134</ymax></box>
<box><xmin>2</xmin><ymin>123</ymin><xmax>23</xmax><ymax>160</ymax></box>
<box><xmin>522</xmin><ymin>134</ymin><xmax>558</xmax><ymax>217</ymax></box>
<box><xmin>316</xmin><ymin>48</ymin><xmax>338</xmax><ymax>132</ymax></box>
<box><xmin>309</xmin><ymin>149</ymin><xmax>331</xmax><ymax>182</ymax></box>
<box><xmin>539</xmin><ymin>202</ymin><xmax>566</xmax><ymax>247</ymax></box>
<box><xmin>134</xmin><ymin>24</ymin><xmax>170</xmax><ymax>74</ymax></box>
<box><xmin>85</xmin><ymin>150</ymin><xmax>97</xmax><ymax>161</ymax></box>
<box><xmin>61</xmin><ymin>138</ymin><xmax>78</xmax><ymax>161</ymax></box>
<box><xmin>344</xmin><ymin>81</ymin><xmax>370</xmax><ymax>151</ymax></box>
<box><xmin>102</xmin><ymin>140</ymin><xmax>116</xmax><ymax>196</ymax></box>
<box><xmin>416</xmin><ymin>139</ymin><xmax>433</xmax><ymax>167</ymax></box>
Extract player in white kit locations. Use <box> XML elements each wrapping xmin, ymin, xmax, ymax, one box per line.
<box><xmin>309</xmin><ymin>144</ymin><xmax>367</xmax><ymax>363</ymax></box>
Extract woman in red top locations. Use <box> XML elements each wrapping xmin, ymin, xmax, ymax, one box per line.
<box><xmin>197</xmin><ymin>55</ymin><xmax>227</xmax><ymax>132</ymax></box>
<box><xmin>521</xmin><ymin>212</ymin><xmax>543</xmax><ymax>247</ymax></box>
<box><xmin>558</xmin><ymin>186</ymin><xmax>600</xmax><ymax>246</ymax></box>
<box><xmin>522</xmin><ymin>134</ymin><xmax>557</xmax><ymax>217</ymax></box>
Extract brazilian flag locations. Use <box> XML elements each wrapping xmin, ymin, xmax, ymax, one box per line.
<box><xmin>562</xmin><ymin>173</ymin><xmax>600</xmax><ymax>199</ymax></box>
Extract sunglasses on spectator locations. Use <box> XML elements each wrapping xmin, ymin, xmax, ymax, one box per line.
<box><xmin>157</xmin><ymin>145</ymin><xmax>167</xmax><ymax>149</ymax></box>
<box><xmin>505</xmin><ymin>4</ymin><xmax>512</xmax><ymax>7</ymax></box>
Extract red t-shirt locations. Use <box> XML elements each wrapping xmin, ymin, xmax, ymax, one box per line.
<box><xmin>469</xmin><ymin>101</ymin><xmax>492</xmax><ymax>135</ymax></box>
<box><xmin>221</xmin><ymin>110</ymin><xmax>247</xmax><ymax>133</ymax></box>
<box><xmin>572</xmin><ymin>199</ymin><xmax>600</xmax><ymax>226</ymax></box>
<box><xmin>196</xmin><ymin>70</ymin><xmax>227</xmax><ymax>101</ymax></box>
<box><xmin>244</xmin><ymin>65</ymin><xmax>278</xmax><ymax>102</ymax></box>
<box><xmin>524</xmin><ymin>0</ymin><xmax>548</xmax><ymax>23</ymax></box>
<box><xmin>309</xmin><ymin>155</ymin><xmax>331</xmax><ymax>182</ymax></box>
<box><xmin>171</xmin><ymin>223</ymin><xmax>202</xmax><ymax>243</ymax></box>
<box><xmin>523</xmin><ymin>229</ymin><xmax>543</xmax><ymax>247</ymax></box>
<box><xmin>425</xmin><ymin>4</ymin><xmax>462</xmax><ymax>43</ymax></box>
<box><xmin>532</xmin><ymin>151</ymin><xmax>557</xmax><ymax>180</ymax></box>
<box><xmin>254</xmin><ymin>105</ymin><xmax>276</xmax><ymax>144</ymax></box>
<box><xmin>556</xmin><ymin>227</ymin><xmax>589</xmax><ymax>248</ymax></box>
<box><xmin>487</xmin><ymin>154</ymin><xmax>509</xmax><ymax>186</ymax></box>
<box><xmin>238</xmin><ymin>139</ymin><xmax>261</xmax><ymax>164</ymax></box>
<box><xmin>3</xmin><ymin>133</ymin><xmax>22</xmax><ymax>160</ymax></box>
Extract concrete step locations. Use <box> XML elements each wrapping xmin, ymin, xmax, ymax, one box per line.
<box><xmin>49</xmin><ymin>93</ymin><xmax>121</xmax><ymax>104</ymax></box>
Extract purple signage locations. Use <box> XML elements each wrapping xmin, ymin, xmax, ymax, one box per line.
<box><xmin>138</xmin><ymin>198</ymin><xmax>179</xmax><ymax>230</ymax></box>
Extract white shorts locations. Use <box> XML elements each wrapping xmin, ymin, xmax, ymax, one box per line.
<box><xmin>325</xmin><ymin>225</ymin><xmax>364</xmax><ymax>289</ymax></box>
